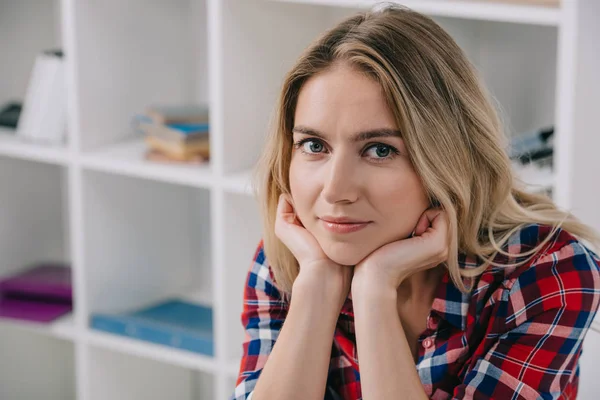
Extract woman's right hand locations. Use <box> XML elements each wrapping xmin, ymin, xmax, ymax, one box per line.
<box><xmin>274</xmin><ymin>193</ymin><xmax>354</xmax><ymax>309</ymax></box>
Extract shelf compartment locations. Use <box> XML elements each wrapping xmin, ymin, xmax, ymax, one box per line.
<box><xmin>73</xmin><ymin>0</ymin><xmax>209</xmax><ymax>151</ymax></box>
<box><xmin>0</xmin><ymin>157</ymin><xmax>72</xmax><ymax>335</ymax></box>
<box><xmin>0</xmin><ymin>323</ymin><xmax>75</xmax><ymax>400</ymax></box>
<box><xmin>82</xmin><ymin>170</ymin><xmax>214</xmax><ymax>359</ymax></box>
<box><xmin>86</xmin><ymin>344</ymin><xmax>214</xmax><ymax>400</ymax></box>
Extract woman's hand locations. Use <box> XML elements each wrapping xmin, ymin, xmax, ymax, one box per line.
<box><xmin>352</xmin><ymin>208</ymin><xmax>449</xmax><ymax>294</ymax></box>
<box><xmin>275</xmin><ymin>193</ymin><xmax>354</xmax><ymax>309</ymax></box>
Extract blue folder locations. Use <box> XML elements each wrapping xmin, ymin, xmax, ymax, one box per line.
<box><xmin>91</xmin><ymin>299</ymin><xmax>214</xmax><ymax>356</ymax></box>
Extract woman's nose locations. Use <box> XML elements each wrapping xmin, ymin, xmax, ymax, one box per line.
<box><xmin>321</xmin><ymin>154</ymin><xmax>360</xmax><ymax>204</ymax></box>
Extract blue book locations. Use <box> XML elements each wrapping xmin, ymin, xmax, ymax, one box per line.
<box><xmin>166</xmin><ymin>123</ymin><xmax>209</xmax><ymax>134</ymax></box>
<box><xmin>91</xmin><ymin>299</ymin><xmax>214</xmax><ymax>356</ymax></box>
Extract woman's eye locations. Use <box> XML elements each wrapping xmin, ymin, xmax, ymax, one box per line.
<box><xmin>364</xmin><ymin>144</ymin><xmax>398</xmax><ymax>160</ymax></box>
<box><xmin>295</xmin><ymin>139</ymin><xmax>326</xmax><ymax>154</ymax></box>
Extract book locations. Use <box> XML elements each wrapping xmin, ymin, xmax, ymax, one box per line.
<box><xmin>91</xmin><ymin>299</ymin><xmax>214</xmax><ymax>356</ymax></box>
<box><xmin>140</xmin><ymin>121</ymin><xmax>209</xmax><ymax>144</ymax></box>
<box><xmin>145</xmin><ymin>104</ymin><xmax>209</xmax><ymax>125</ymax></box>
<box><xmin>0</xmin><ymin>263</ymin><xmax>73</xmax><ymax>323</ymax></box>
<box><xmin>0</xmin><ymin>297</ymin><xmax>72</xmax><ymax>323</ymax></box>
<box><xmin>145</xmin><ymin>135</ymin><xmax>210</xmax><ymax>159</ymax></box>
<box><xmin>145</xmin><ymin>149</ymin><xmax>207</xmax><ymax>164</ymax></box>
<box><xmin>0</xmin><ymin>263</ymin><xmax>72</xmax><ymax>302</ymax></box>
<box><xmin>16</xmin><ymin>49</ymin><xmax>67</xmax><ymax>144</ymax></box>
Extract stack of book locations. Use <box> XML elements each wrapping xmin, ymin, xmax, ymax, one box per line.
<box><xmin>0</xmin><ymin>263</ymin><xmax>72</xmax><ymax>323</ymax></box>
<box><xmin>136</xmin><ymin>104</ymin><xmax>210</xmax><ymax>164</ymax></box>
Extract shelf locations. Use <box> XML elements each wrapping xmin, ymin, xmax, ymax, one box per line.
<box><xmin>86</xmin><ymin>329</ymin><xmax>217</xmax><ymax>374</ymax></box>
<box><xmin>80</xmin><ymin>138</ymin><xmax>215</xmax><ymax>189</ymax></box>
<box><xmin>222</xmin><ymin>170</ymin><xmax>255</xmax><ymax>196</ymax></box>
<box><xmin>0</xmin><ymin>128</ymin><xmax>70</xmax><ymax>165</ymax></box>
<box><xmin>512</xmin><ymin>162</ymin><xmax>554</xmax><ymax>192</ymax></box>
<box><xmin>0</xmin><ymin>313</ymin><xmax>76</xmax><ymax>342</ymax></box>
<box><xmin>273</xmin><ymin>0</ymin><xmax>561</xmax><ymax>26</ymax></box>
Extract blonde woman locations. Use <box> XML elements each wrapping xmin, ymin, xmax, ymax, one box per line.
<box><xmin>231</xmin><ymin>4</ymin><xmax>600</xmax><ymax>400</ymax></box>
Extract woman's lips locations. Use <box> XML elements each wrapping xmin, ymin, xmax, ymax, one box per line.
<box><xmin>320</xmin><ymin>219</ymin><xmax>371</xmax><ymax>234</ymax></box>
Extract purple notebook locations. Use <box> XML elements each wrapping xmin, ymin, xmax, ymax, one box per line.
<box><xmin>0</xmin><ymin>263</ymin><xmax>72</xmax><ymax>323</ymax></box>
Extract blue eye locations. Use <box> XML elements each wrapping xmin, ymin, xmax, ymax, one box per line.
<box><xmin>364</xmin><ymin>143</ymin><xmax>400</xmax><ymax>161</ymax></box>
<box><xmin>294</xmin><ymin>139</ymin><xmax>327</xmax><ymax>154</ymax></box>
<box><xmin>304</xmin><ymin>140</ymin><xmax>324</xmax><ymax>153</ymax></box>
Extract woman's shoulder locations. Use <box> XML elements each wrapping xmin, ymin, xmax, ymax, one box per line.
<box><xmin>495</xmin><ymin>223</ymin><xmax>600</xmax><ymax>290</ymax></box>
<box><xmin>463</xmin><ymin>224</ymin><xmax>600</xmax><ymax>332</ymax></box>
<box><xmin>476</xmin><ymin>224</ymin><xmax>600</xmax><ymax>325</ymax></box>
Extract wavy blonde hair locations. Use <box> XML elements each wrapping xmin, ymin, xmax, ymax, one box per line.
<box><xmin>252</xmin><ymin>4</ymin><xmax>600</xmax><ymax>295</ymax></box>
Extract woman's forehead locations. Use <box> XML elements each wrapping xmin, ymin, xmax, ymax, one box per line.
<box><xmin>294</xmin><ymin>67</ymin><xmax>397</xmax><ymax>136</ymax></box>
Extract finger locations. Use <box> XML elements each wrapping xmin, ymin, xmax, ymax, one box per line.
<box><xmin>277</xmin><ymin>193</ymin><xmax>296</xmax><ymax>225</ymax></box>
<box><xmin>427</xmin><ymin>209</ymin><xmax>448</xmax><ymax>231</ymax></box>
<box><xmin>414</xmin><ymin>210</ymin><xmax>433</xmax><ymax>236</ymax></box>
<box><xmin>275</xmin><ymin>194</ymin><xmax>311</xmax><ymax>262</ymax></box>
<box><xmin>425</xmin><ymin>209</ymin><xmax>450</xmax><ymax>262</ymax></box>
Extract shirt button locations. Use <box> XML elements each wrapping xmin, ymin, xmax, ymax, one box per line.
<box><xmin>422</xmin><ymin>338</ymin><xmax>434</xmax><ymax>349</ymax></box>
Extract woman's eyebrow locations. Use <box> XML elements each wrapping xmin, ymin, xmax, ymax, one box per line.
<box><xmin>292</xmin><ymin>126</ymin><xmax>402</xmax><ymax>142</ymax></box>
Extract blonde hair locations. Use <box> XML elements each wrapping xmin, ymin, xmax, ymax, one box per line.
<box><xmin>253</xmin><ymin>4</ymin><xmax>600</xmax><ymax>296</ymax></box>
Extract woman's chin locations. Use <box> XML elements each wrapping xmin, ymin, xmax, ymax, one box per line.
<box><xmin>320</xmin><ymin>241</ymin><xmax>369</xmax><ymax>266</ymax></box>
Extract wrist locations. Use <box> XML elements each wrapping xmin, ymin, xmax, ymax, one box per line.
<box><xmin>351</xmin><ymin>268</ymin><xmax>398</xmax><ymax>296</ymax></box>
<box><xmin>293</xmin><ymin>271</ymin><xmax>344</xmax><ymax>301</ymax></box>
<box><xmin>351</xmin><ymin>279</ymin><xmax>397</xmax><ymax>301</ymax></box>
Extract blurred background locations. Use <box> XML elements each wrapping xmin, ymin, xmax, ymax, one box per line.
<box><xmin>0</xmin><ymin>0</ymin><xmax>598</xmax><ymax>399</ymax></box>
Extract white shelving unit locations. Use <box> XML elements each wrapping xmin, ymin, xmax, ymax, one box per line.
<box><xmin>1</xmin><ymin>0</ymin><xmax>599</xmax><ymax>399</ymax></box>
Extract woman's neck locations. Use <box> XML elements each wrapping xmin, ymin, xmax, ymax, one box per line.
<box><xmin>396</xmin><ymin>264</ymin><xmax>444</xmax><ymax>303</ymax></box>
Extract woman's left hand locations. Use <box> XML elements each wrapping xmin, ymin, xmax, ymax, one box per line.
<box><xmin>352</xmin><ymin>208</ymin><xmax>450</xmax><ymax>294</ymax></box>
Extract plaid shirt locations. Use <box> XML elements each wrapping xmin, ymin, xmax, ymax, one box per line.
<box><xmin>231</xmin><ymin>224</ymin><xmax>600</xmax><ymax>399</ymax></box>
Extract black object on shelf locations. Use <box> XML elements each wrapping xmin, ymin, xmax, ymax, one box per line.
<box><xmin>0</xmin><ymin>102</ymin><xmax>22</xmax><ymax>129</ymax></box>
<box><xmin>43</xmin><ymin>49</ymin><xmax>63</xmax><ymax>58</ymax></box>
<box><xmin>509</xmin><ymin>125</ymin><xmax>554</xmax><ymax>164</ymax></box>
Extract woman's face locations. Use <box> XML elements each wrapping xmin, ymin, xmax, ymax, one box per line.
<box><xmin>289</xmin><ymin>63</ymin><xmax>430</xmax><ymax>266</ymax></box>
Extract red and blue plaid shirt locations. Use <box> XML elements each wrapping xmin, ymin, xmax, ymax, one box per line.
<box><xmin>231</xmin><ymin>224</ymin><xmax>600</xmax><ymax>399</ymax></box>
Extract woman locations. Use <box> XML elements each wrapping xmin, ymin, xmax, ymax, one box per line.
<box><xmin>231</xmin><ymin>4</ymin><xmax>600</xmax><ymax>400</ymax></box>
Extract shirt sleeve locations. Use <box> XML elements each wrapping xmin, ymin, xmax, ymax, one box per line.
<box><xmin>452</xmin><ymin>239</ymin><xmax>600</xmax><ymax>399</ymax></box>
<box><xmin>230</xmin><ymin>240</ymin><xmax>290</xmax><ymax>400</ymax></box>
